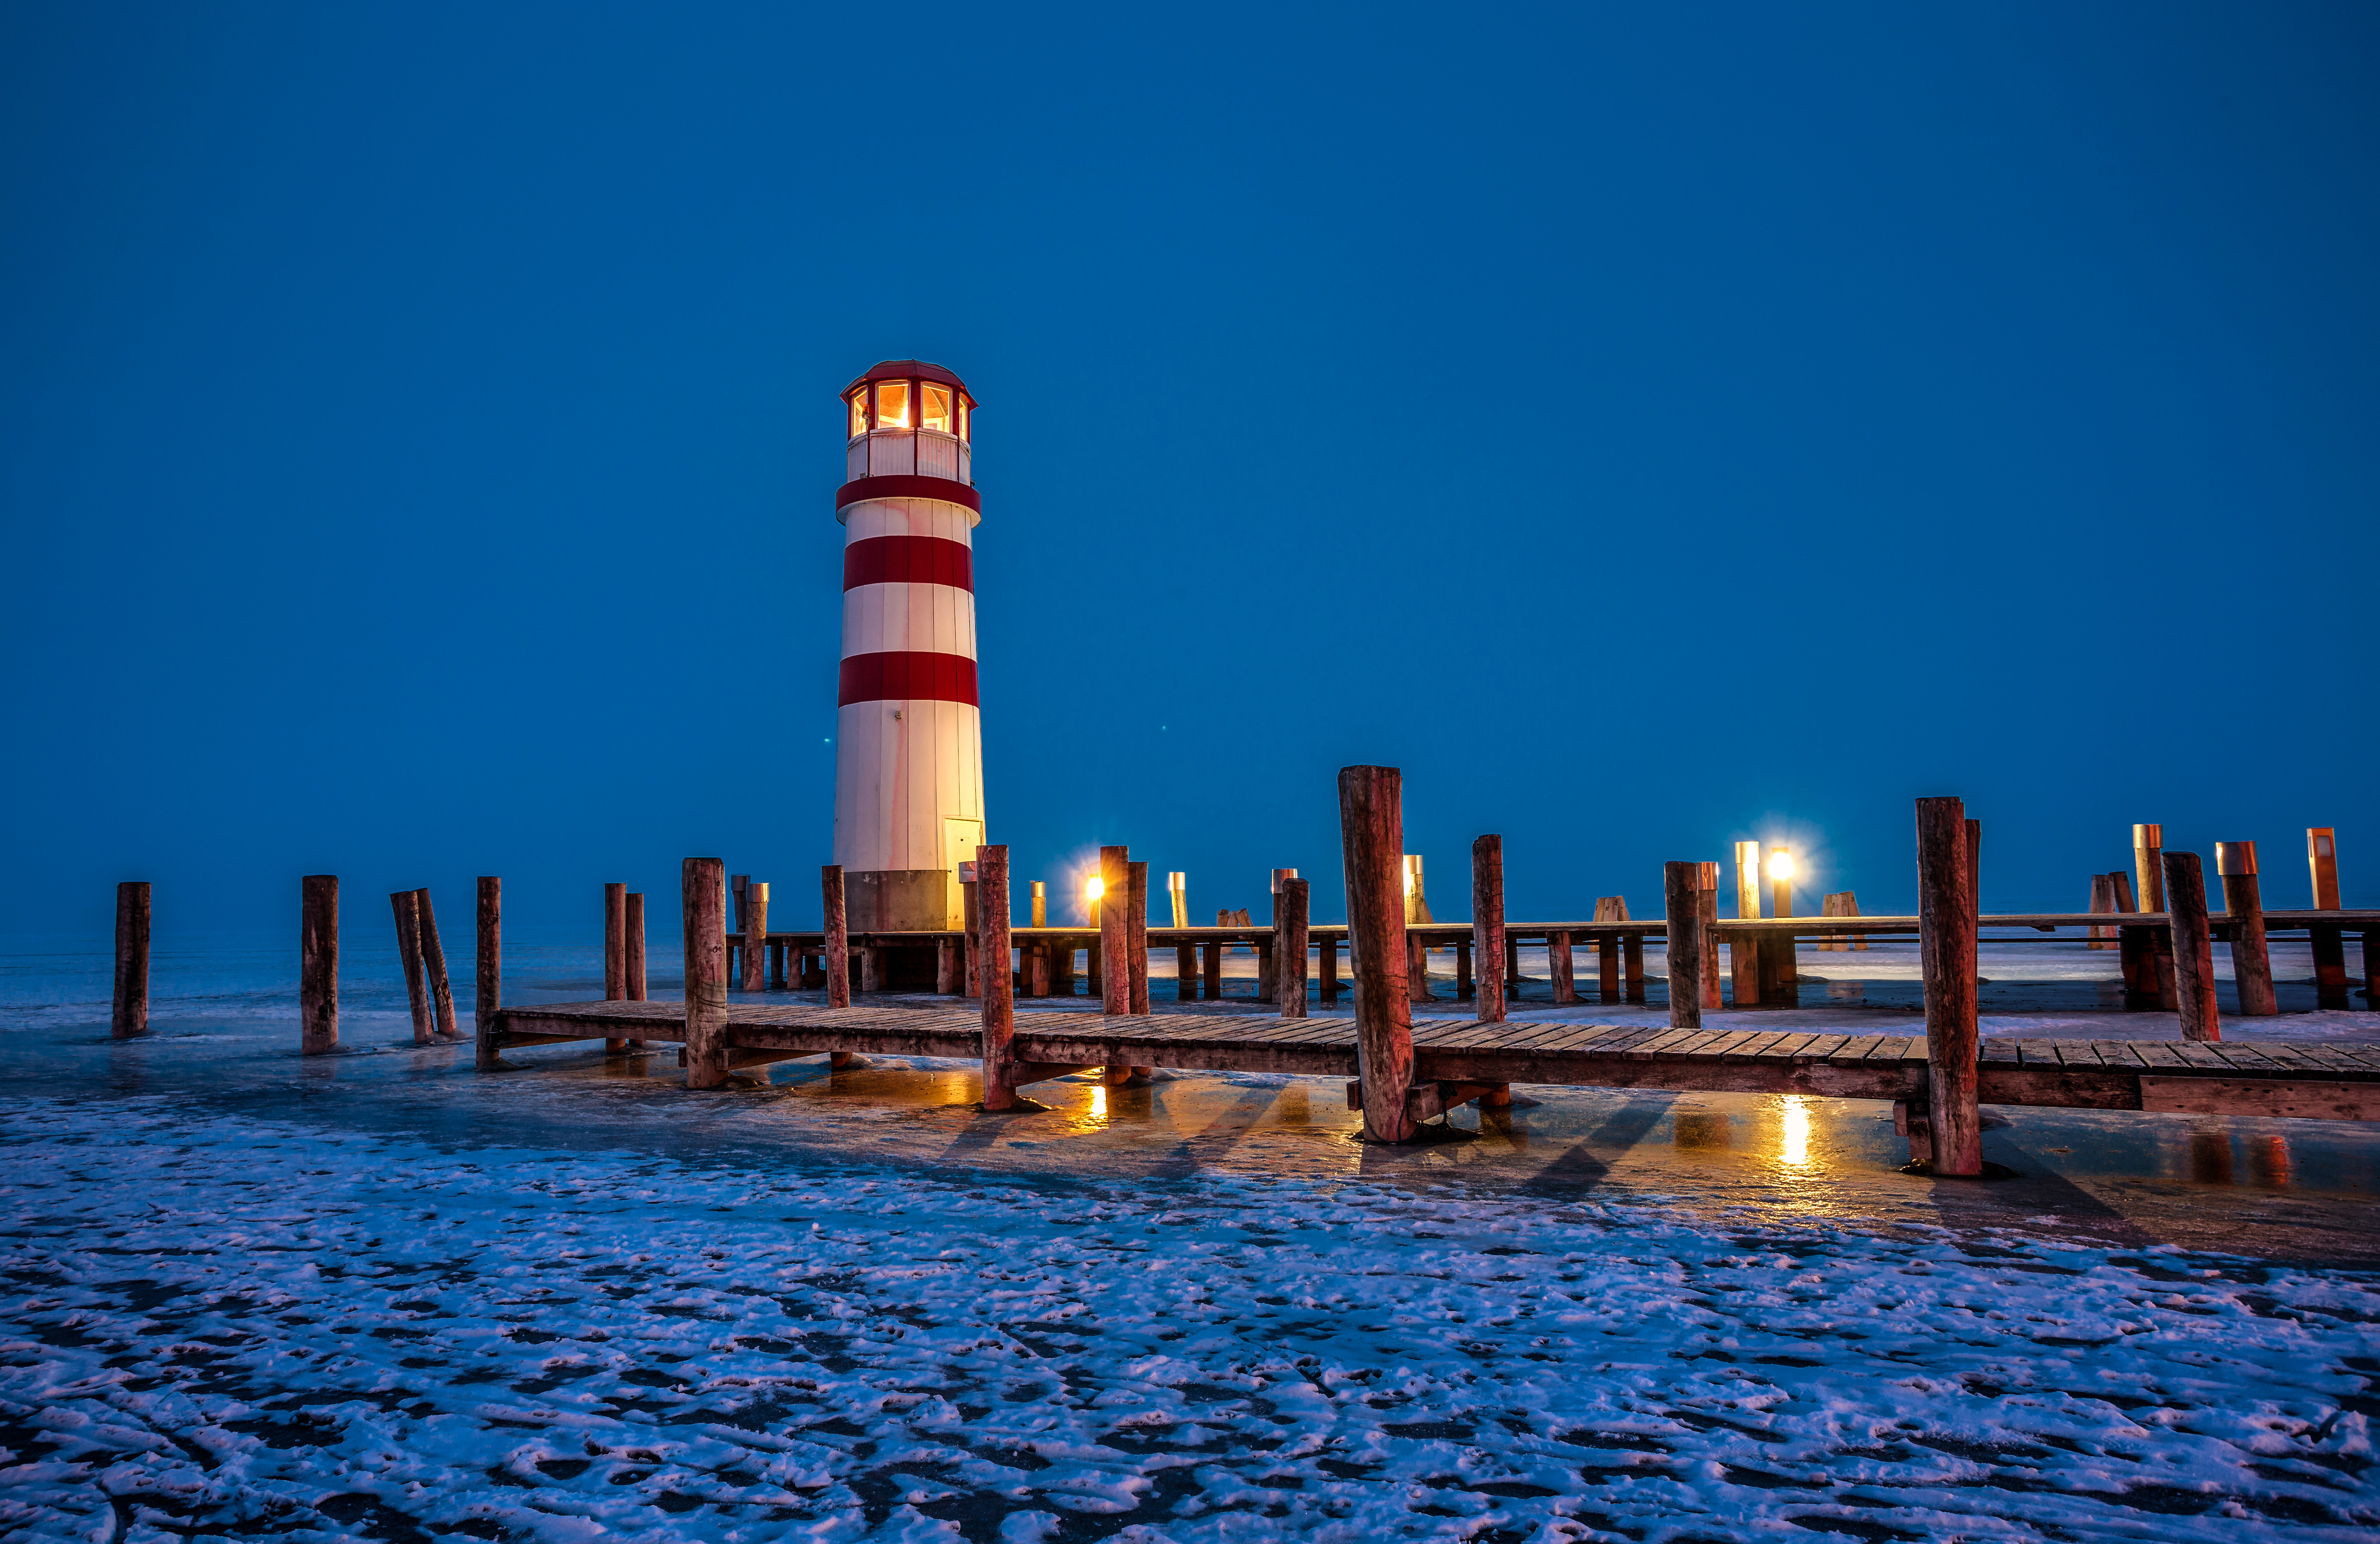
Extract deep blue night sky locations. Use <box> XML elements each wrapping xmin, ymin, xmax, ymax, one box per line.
<box><xmin>5</xmin><ymin>2</ymin><xmax>2375</xmax><ymax>939</ymax></box>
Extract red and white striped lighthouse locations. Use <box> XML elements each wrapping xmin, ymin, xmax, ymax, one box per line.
<box><xmin>833</xmin><ymin>360</ymin><xmax>984</xmax><ymax>934</ymax></box>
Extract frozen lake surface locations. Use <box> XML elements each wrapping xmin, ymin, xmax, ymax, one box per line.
<box><xmin>3</xmin><ymin>931</ymin><xmax>2376</xmax><ymax>1541</ymax></box>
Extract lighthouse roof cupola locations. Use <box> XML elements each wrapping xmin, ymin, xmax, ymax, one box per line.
<box><xmin>844</xmin><ymin>360</ymin><xmax>975</xmax><ymax>488</ymax></box>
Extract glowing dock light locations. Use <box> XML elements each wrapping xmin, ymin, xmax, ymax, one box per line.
<box><xmin>1767</xmin><ymin>850</ymin><xmax>1795</xmax><ymax>882</ymax></box>
<box><xmin>1769</xmin><ymin>846</ymin><xmax>1794</xmax><ymax>921</ymax></box>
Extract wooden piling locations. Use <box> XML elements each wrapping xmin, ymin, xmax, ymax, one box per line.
<box><xmin>604</xmin><ymin>882</ymin><xmax>629</xmax><ymax>1051</ymax></box>
<box><xmin>979</xmin><ymin>844</ymin><xmax>1018</xmax><ymax>1109</ymax></box>
<box><xmin>1663</xmin><ymin>864</ymin><xmax>1701</xmax><ymax>1030</ymax></box>
<box><xmin>1175</xmin><ymin>942</ymin><xmax>1197</xmax><ymax>1001</ymax></box>
<box><xmin>1916</xmin><ymin>797</ymin><xmax>1982</xmax><ymax>1176</ymax></box>
<box><xmin>1127</xmin><ymin>861</ymin><xmax>1151</xmax><ymax>1016</ymax></box>
<box><xmin>937</xmin><ymin>935</ymin><xmax>960</xmax><ymax>994</ymax></box>
<box><xmin>1318</xmin><ymin>935</ymin><xmax>1339</xmax><ymax>1003</ymax></box>
<box><xmin>1031</xmin><ymin>881</ymin><xmax>1047</xmax><ymax>929</ymax></box>
<box><xmin>2162</xmin><ymin>850</ymin><xmax>2221</xmax><ymax>1043</ymax></box>
<box><xmin>301</xmin><ymin>874</ymin><xmax>339</xmax><ymax>1056</ymax></box>
<box><xmin>682</xmin><ymin>858</ymin><xmax>729</xmax><ymax>1087</ymax></box>
<box><xmin>1277</xmin><ymin>876</ymin><xmax>1310</xmax><ymax>1019</ymax></box>
<box><xmin>1406</xmin><ymin>930</ymin><xmax>1434</xmax><ymax>1001</ymax></box>
<box><xmin>1202</xmin><ymin>938</ymin><xmax>1222</xmax><ymax>999</ymax></box>
<box><xmin>1697</xmin><ymin>863</ymin><xmax>1724</xmax><ymax>1010</ymax></box>
<box><xmin>822</xmin><ymin>866</ymin><xmax>851</xmax><ymax>1008</ymax></box>
<box><xmin>416</xmin><ymin>889</ymin><xmax>459</xmax><ymax>1039</ymax></box>
<box><xmin>472</xmin><ymin>876</ymin><xmax>499</xmax><ymax>1071</ymax></box>
<box><xmin>1734</xmin><ymin>841</ymin><xmax>1762</xmax><ymax>924</ymax></box>
<box><xmin>1455</xmin><ymin>938</ymin><xmax>1473</xmax><ymax>1000</ymax></box>
<box><xmin>1595</xmin><ymin>898</ymin><xmax>1623</xmax><ymax>1001</ymax></box>
<box><xmin>112</xmin><ymin>881</ymin><xmax>150</xmax><ymax>1039</ymax></box>
<box><xmin>2308</xmin><ymin>828</ymin><xmax>2348</xmax><ymax>1007</ymax></box>
<box><xmin>1342</xmin><ymin>766</ymin><xmax>1417</xmax><ymax>1143</ymax></box>
<box><xmin>624</xmin><ymin>889</ymin><xmax>647</xmax><ymax>1048</ymax></box>
<box><xmin>1471</xmin><ymin>835</ymin><xmax>1506</xmax><ymax>1024</ymax></box>
<box><xmin>2217</xmin><ymin>842</ymin><xmax>2277</xmax><ymax>1015</ymax></box>
<box><xmin>1549</xmin><ymin>931</ymin><xmax>1576</xmax><ymax>1004</ymax></box>
<box><xmin>2087</xmin><ymin>873</ymin><xmax>2117</xmax><ymax>950</ymax></box>
<box><xmin>1624</xmin><ymin>927</ymin><xmax>1645</xmax><ymax>1002</ymax></box>
<box><xmin>1099</xmin><ymin>847</ymin><xmax>1128</xmax><ymax>1016</ymax></box>
<box><xmin>2134</xmin><ymin>826</ymin><xmax>2165</xmax><ymax>914</ymax></box>
<box><xmin>392</xmin><ymin>889</ymin><xmax>432</xmax><ymax>1044</ymax></box>
<box><xmin>1965</xmin><ymin>819</ymin><xmax>1981</xmax><ymax>917</ymax></box>
<box><xmin>739</xmin><ymin>881</ymin><xmax>768</xmax><ymax>993</ymax></box>
<box><xmin>1168</xmin><ymin>871</ymin><xmax>1188</xmax><ymax>928</ymax></box>
<box><xmin>624</xmin><ymin>892</ymin><xmax>647</xmax><ymax>999</ymax></box>
<box><xmin>1028</xmin><ymin>942</ymin><xmax>1049</xmax><ymax>998</ymax></box>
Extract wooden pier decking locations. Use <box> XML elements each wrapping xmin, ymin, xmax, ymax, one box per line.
<box><xmin>488</xmin><ymin>999</ymin><xmax>2380</xmax><ymax>1122</ymax></box>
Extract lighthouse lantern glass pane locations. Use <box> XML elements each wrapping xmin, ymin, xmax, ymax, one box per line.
<box><xmin>847</xmin><ymin>391</ymin><xmax>867</xmax><ymax>438</ymax></box>
<box><xmin>922</xmin><ymin>383</ymin><xmax>953</xmax><ymax>432</ymax></box>
<box><xmin>874</xmin><ymin>379</ymin><xmax>910</xmax><ymax>429</ymax></box>
<box><xmin>957</xmin><ymin>398</ymin><xmax>969</xmax><ymax>441</ymax></box>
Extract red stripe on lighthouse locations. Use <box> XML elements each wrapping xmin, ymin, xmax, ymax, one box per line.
<box><xmin>842</xmin><ymin>535</ymin><xmax>973</xmax><ymax>592</ymax></box>
<box><xmin>838</xmin><ymin>651</ymin><xmax>979</xmax><ymax>707</ymax></box>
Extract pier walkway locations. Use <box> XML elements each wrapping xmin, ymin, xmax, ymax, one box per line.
<box><xmin>488</xmin><ymin>999</ymin><xmax>2380</xmax><ymax>1123</ymax></box>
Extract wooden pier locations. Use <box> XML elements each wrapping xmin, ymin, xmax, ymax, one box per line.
<box><xmin>487</xmin><ymin>999</ymin><xmax>2380</xmax><ymax>1124</ymax></box>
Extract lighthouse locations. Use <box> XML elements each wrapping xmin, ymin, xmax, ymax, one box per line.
<box><xmin>833</xmin><ymin>360</ymin><xmax>985</xmax><ymax>945</ymax></box>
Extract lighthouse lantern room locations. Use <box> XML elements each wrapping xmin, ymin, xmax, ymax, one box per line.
<box><xmin>832</xmin><ymin>360</ymin><xmax>986</xmax><ymax>956</ymax></box>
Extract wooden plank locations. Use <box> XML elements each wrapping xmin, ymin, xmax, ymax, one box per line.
<box><xmin>1794</xmin><ymin>1034</ymin><xmax>1852</xmax><ymax>1062</ymax></box>
<box><xmin>2170</xmin><ymin>1041</ymin><xmax>2234</xmax><ymax>1072</ymax></box>
<box><xmin>1978</xmin><ymin>1036</ymin><xmax>2018</xmax><ymax>1065</ymax></box>
<box><xmin>1826</xmin><ymin>1034</ymin><xmax>1885</xmax><ymax>1065</ymax></box>
<box><xmin>2139</xmin><ymin>1077</ymin><xmax>2378</xmax><ymax>1121</ymax></box>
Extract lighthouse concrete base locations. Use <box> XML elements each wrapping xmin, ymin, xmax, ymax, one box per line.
<box><xmin>847</xmin><ymin>869</ymin><xmax>951</xmax><ymax>933</ymax></box>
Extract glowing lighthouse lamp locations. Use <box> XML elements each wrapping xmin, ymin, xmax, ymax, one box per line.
<box><xmin>831</xmin><ymin>361</ymin><xmax>985</xmax><ymax>984</ymax></box>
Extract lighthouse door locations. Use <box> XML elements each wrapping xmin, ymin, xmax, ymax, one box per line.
<box><xmin>943</xmin><ymin>818</ymin><xmax>985</xmax><ymax>873</ymax></box>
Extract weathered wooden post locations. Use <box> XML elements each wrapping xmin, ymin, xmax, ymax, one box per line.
<box><xmin>2087</xmin><ymin>873</ymin><xmax>2117</xmax><ymax>950</ymax></box>
<box><xmin>112</xmin><ymin>881</ymin><xmax>151</xmax><ymax>1038</ymax></box>
<box><xmin>979</xmin><ymin>843</ymin><xmax>1018</xmax><ymax>1110</ymax></box>
<box><xmin>603</xmin><ymin>882</ymin><xmax>629</xmax><ymax>1051</ymax></box>
<box><xmin>1594</xmin><ymin>898</ymin><xmax>1623</xmax><ymax>999</ymax></box>
<box><xmin>1964</xmin><ymin>820</ymin><xmax>1980</xmax><ymax>917</ymax></box>
<box><xmin>2216</xmin><ymin>842</ymin><xmax>2277</xmax><ymax>1015</ymax></box>
<box><xmin>1318</xmin><ymin>935</ymin><xmax>1339</xmax><ymax>1003</ymax></box>
<box><xmin>1697</xmin><ymin>862</ymin><xmax>1724</xmax><ymax>1009</ymax></box>
<box><xmin>1127</xmin><ymin>860</ymin><xmax>1151</xmax><ymax>1015</ymax></box>
<box><xmin>741</xmin><ymin>881</ymin><xmax>769</xmax><ymax>993</ymax></box>
<box><xmin>1342</xmin><ymin>767</ymin><xmax>1417</xmax><ymax>1142</ymax></box>
<box><xmin>416</xmin><ymin>889</ymin><xmax>459</xmax><ymax>1039</ymax></box>
<box><xmin>822</xmin><ymin>865</ymin><xmax>851</xmax><ymax>1008</ymax></box>
<box><xmin>624</xmin><ymin>889</ymin><xmax>648</xmax><ymax>1049</ymax></box>
<box><xmin>624</xmin><ymin>892</ymin><xmax>647</xmax><ymax>998</ymax></box>
<box><xmin>1175</xmin><ymin>939</ymin><xmax>1197</xmax><ymax>1000</ymax></box>
<box><xmin>2110</xmin><ymin>869</ymin><xmax>2149</xmax><ymax>1002</ymax></box>
<box><xmin>301</xmin><ymin>875</ymin><xmax>339</xmax><ymax>1056</ymax></box>
<box><xmin>1916</xmin><ymin>798</ymin><xmax>1982</xmax><ymax>1176</ymax></box>
<box><xmin>1662</xmin><ymin>865</ymin><xmax>1701</xmax><ymax>1029</ymax></box>
<box><xmin>1202</xmin><ymin>938</ymin><xmax>1221</xmax><ymax>999</ymax></box>
<box><xmin>1031</xmin><ymin>880</ymin><xmax>1047</xmax><ymax>928</ymax></box>
<box><xmin>1730</xmin><ymin>844</ymin><xmax>1762</xmax><ymax>1006</ymax></box>
<box><xmin>2162</xmin><ymin>850</ymin><xmax>2221</xmax><ymax>1042</ymax></box>
<box><xmin>2308</xmin><ymin>827</ymin><xmax>2348</xmax><ymax>1007</ymax></box>
<box><xmin>682</xmin><ymin>858</ymin><xmax>728</xmax><ymax>1087</ymax></box>
<box><xmin>2133</xmin><ymin>825</ymin><xmax>2165</xmax><ymax>914</ymax></box>
<box><xmin>1277</xmin><ymin>876</ymin><xmax>1310</xmax><ymax>1019</ymax></box>
<box><xmin>1471</xmin><ymin>836</ymin><xmax>1505</xmax><ymax>1024</ymax></box>
<box><xmin>1549</xmin><ymin>931</ymin><xmax>1576</xmax><ymax>1004</ymax></box>
<box><xmin>1455</xmin><ymin>938</ymin><xmax>1472</xmax><ymax>999</ymax></box>
<box><xmin>1405</xmin><ymin>929</ymin><xmax>1434</xmax><ymax>1001</ymax></box>
<box><xmin>728</xmin><ymin>874</ymin><xmax>748</xmax><ymax>986</ymax></box>
<box><xmin>1402</xmin><ymin>853</ymin><xmax>1431</xmax><ymax>923</ymax></box>
<box><xmin>1168</xmin><ymin>871</ymin><xmax>1188</xmax><ymax>927</ymax></box>
<box><xmin>1624</xmin><ymin>926</ymin><xmax>1646</xmax><ymax>1001</ymax></box>
<box><xmin>472</xmin><ymin>876</ymin><xmax>500</xmax><ymax>1071</ymax></box>
<box><xmin>1098</xmin><ymin>847</ymin><xmax>1128</xmax><ymax>1015</ymax></box>
<box><xmin>392</xmin><ymin>889</ymin><xmax>433</xmax><ymax>1044</ymax></box>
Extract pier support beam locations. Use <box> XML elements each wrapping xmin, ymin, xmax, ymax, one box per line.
<box><xmin>1916</xmin><ymin>798</ymin><xmax>1983</xmax><ymax>1176</ymax></box>
<box><xmin>1127</xmin><ymin>861</ymin><xmax>1151</xmax><ymax>1016</ymax></box>
<box><xmin>1276</xmin><ymin>876</ymin><xmax>1309</xmax><ymax>1019</ymax></box>
<box><xmin>1341</xmin><ymin>765</ymin><xmax>1418</xmax><ymax>1143</ymax></box>
<box><xmin>473</xmin><ymin>877</ymin><xmax>500</xmax><ymax>1071</ymax></box>
<box><xmin>604</xmin><ymin>882</ymin><xmax>628</xmax><ymax>1050</ymax></box>
<box><xmin>393</xmin><ymin>889</ymin><xmax>432</xmax><ymax>1044</ymax></box>
<box><xmin>822</xmin><ymin>866</ymin><xmax>851</xmax><ymax>1008</ymax></box>
<box><xmin>624</xmin><ymin>889</ymin><xmax>647</xmax><ymax>1048</ymax></box>
<box><xmin>417</xmin><ymin>889</ymin><xmax>460</xmax><ymax>1040</ymax></box>
<box><xmin>2217</xmin><ymin>843</ymin><xmax>2276</xmax><ymax>1016</ymax></box>
<box><xmin>2163</xmin><ymin>850</ymin><xmax>2221</xmax><ymax>1043</ymax></box>
<box><xmin>113</xmin><ymin>881</ymin><xmax>150</xmax><ymax>1039</ymax></box>
<box><xmin>683</xmin><ymin>858</ymin><xmax>729</xmax><ymax>1088</ymax></box>
<box><xmin>302</xmin><ymin>874</ymin><xmax>338</xmax><ymax>1056</ymax></box>
<box><xmin>979</xmin><ymin>844</ymin><xmax>1019</xmax><ymax>1110</ymax></box>
<box><xmin>1663</xmin><ymin>864</ymin><xmax>1701</xmax><ymax>1032</ymax></box>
